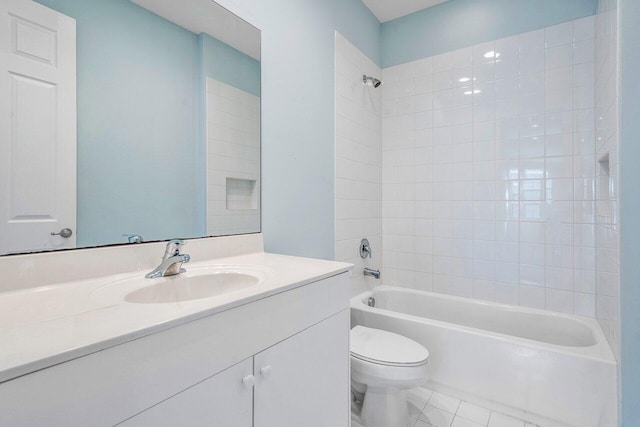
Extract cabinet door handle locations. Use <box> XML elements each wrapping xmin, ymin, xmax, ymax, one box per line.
<box><xmin>241</xmin><ymin>374</ymin><xmax>255</xmax><ymax>388</ymax></box>
<box><xmin>260</xmin><ymin>365</ymin><xmax>272</xmax><ymax>378</ymax></box>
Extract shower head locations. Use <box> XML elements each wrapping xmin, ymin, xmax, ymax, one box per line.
<box><xmin>363</xmin><ymin>74</ymin><xmax>382</xmax><ymax>88</ymax></box>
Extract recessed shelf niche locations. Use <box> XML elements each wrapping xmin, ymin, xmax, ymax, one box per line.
<box><xmin>226</xmin><ymin>177</ymin><xmax>258</xmax><ymax>210</ymax></box>
<box><xmin>598</xmin><ymin>153</ymin><xmax>612</xmax><ymax>222</ymax></box>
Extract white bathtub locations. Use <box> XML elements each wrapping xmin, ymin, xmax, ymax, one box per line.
<box><xmin>351</xmin><ymin>286</ymin><xmax>617</xmax><ymax>427</ymax></box>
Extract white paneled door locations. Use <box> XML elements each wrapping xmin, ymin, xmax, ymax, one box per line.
<box><xmin>0</xmin><ymin>0</ymin><xmax>76</xmax><ymax>254</ymax></box>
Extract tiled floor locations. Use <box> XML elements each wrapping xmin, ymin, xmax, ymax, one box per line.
<box><xmin>352</xmin><ymin>387</ymin><xmax>542</xmax><ymax>427</ymax></box>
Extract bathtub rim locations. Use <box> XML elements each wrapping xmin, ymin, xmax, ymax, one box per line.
<box><xmin>351</xmin><ymin>285</ymin><xmax>616</xmax><ymax>364</ymax></box>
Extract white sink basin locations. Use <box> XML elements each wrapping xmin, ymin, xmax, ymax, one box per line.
<box><xmin>126</xmin><ymin>272</ymin><xmax>260</xmax><ymax>303</ymax></box>
<box><xmin>91</xmin><ymin>266</ymin><xmax>269</xmax><ymax>304</ymax></box>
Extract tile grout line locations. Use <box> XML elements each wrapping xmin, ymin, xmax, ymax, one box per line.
<box><xmin>450</xmin><ymin>399</ymin><xmax>462</xmax><ymax>427</ymax></box>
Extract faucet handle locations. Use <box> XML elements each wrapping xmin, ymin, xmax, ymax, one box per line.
<box><xmin>360</xmin><ymin>238</ymin><xmax>372</xmax><ymax>259</ymax></box>
<box><xmin>165</xmin><ymin>239</ymin><xmax>186</xmax><ymax>257</ymax></box>
<box><xmin>122</xmin><ymin>234</ymin><xmax>143</xmax><ymax>244</ymax></box>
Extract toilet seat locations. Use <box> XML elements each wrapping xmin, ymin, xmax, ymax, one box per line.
<box><xmin>350</xmin><ymin>326</ymin><xmax>429</xmax><ymax>367</ymax></box>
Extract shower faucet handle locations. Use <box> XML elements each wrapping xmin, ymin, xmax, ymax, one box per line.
<box><xmin>360</xmin><ymin>238</ymin><xmax>372</xmax><ymax>259</ymax></box>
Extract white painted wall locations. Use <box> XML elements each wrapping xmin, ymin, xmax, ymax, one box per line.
<box><xmin>380</xmin><ymin>17</ymin><xmax>600</xmax><ymax>316</ymax></box>
<box><xmin>206</xmin><ymin>77</ymin><xmax>261</xmax><ymax>236</ymax></box>
<box><xmin>595</xmin><ymin>0</ymin><xmax>620</xmax><ymax>359</ymax></box>
<box><xmin>334</xmin><ymin>33</ymin><xmax>382</xmax><ymax>296</ymax></box>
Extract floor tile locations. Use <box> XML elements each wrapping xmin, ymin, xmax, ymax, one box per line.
<box><xmin>420</xmin><ymin>404</ymin><xmax>456</xmax><ymax>427</ymax></box>
<box><xmin>452</xmin><ymin>416</ymin><xmax>486</xmax><ymax>427</ymax></box>
<box><xmin>456</xmin><ymin>402</ymin><xmax>491</xmax><ymax>425</ymax></box>
<box><xmin>352</xmin><ymin>403</ymin><xmax>423</xmax><ymax>427</ymax></box>
<box><xmin>407</xmin><ymin>387</ymin><xmax>434</xmax><ymax>412</ymax></box>
<box><xmin>351</xmin><ymin>388</ymin><xmax>537</xmax><ymax>427</ymax></box>
<box><xmin>488</xmin><ymin>412</ymin><xmax>526</xmax><ymax>427</ymax></box>
<box><xmin>407</xmin><ymin>400</ymin><xmax>425</xmax><ymax>427</ymax></box>
<box><xmin>428</xmin><ymin>391</ymin><xmax>461</xmax><ymax>413</ymax></box>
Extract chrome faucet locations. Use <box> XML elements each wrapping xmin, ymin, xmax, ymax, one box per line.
<box><xmin>364</xmin><ymin>268</ymin><xmax>381</xmax><ymax>279</ymax></box>
<box><xmin>145</xmin><ymin>239</ymin><xmax>191</xmax><ymax>279</ymax></box>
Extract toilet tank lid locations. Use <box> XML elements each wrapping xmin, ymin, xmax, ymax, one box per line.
<box><xmin>350</xmin><ymin>326</ymin><xmax>429</xmax><ymax>366</ymax></box>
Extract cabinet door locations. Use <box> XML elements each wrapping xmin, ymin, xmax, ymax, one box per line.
<box><xmin>119</xmin><ymin>358</ymin><xmax>253</xmax><ymax>427</ymax></box>
<box><xmin>253</xmin><ymin>310</ymin><xmax>350</xmax><ymax>427</ymax></box>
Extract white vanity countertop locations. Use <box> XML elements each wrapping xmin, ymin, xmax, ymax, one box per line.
<box><xmin>0</xmin><ymin>252</ymin><xmax>351</xmax><ymax>383</ymax></box>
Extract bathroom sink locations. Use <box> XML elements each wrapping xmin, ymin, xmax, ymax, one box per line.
<box><xmin>91</xmin><ymin>266</ymin><xmax>269</xmax><ymax>304</ymax></box>
<box><xmin>126</xmin><ymin>272</ymin><xmax>261</xmax><ymax>303</ymax></box>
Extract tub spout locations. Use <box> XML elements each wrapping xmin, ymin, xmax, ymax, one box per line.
<box><xmin>364</xmin><ymin>268</ymin><xmax>381</xmax><ymax>279</ymax></box>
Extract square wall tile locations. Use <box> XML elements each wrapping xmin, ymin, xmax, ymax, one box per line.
<box><xmin>373</xmin><ymin>14</ymin><xmax>614</xmax><ymax>320</ymax></box>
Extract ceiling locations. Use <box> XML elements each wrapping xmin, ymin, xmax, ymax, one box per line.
<box><xmin>131</xmin><ymin>0</ymin><xmax>260</xmax><ymax>60</ymax></box>
<box><xmin>362</xmin><ymin>0</ymin><xmax>450</xmax><ymax>23</ymax></box>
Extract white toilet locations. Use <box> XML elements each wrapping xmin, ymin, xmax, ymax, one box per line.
<box><xmin>350</xmin><ymin>326</ymin><xmax>430</xmax><ymax>427</ymax></box>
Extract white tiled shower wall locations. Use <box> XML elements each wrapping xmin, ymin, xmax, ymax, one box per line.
<box><xmin>381</xmin><ymin>17</ymin><xmax>601</xmax><ymax>316</ymax></box>
<box><xmin>595</xmin><ymin>0</ymin><xmax>620</xmax><ymax>358</ymax></box>
<box><xmin>334</xmin><ymin>33</ymin><xmax>382</xmax><ymax>296</ymax></box>
<box><xmin>206</xmin><ymin>78</ymin><xmax>261</xmax><ymax>236</ymax></box>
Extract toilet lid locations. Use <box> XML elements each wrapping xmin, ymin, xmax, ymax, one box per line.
<box><xmin>350</xmin><ymin>326</ymin><xmax>429</xmax><ymax>367</ymax></box>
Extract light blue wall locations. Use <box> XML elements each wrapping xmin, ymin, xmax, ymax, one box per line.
<box><xmin>37</xmin><ymin>0</ymin><xmax>380</xmax><ymax>258</ymax></box>
<box><xmin>237</xmin><ymin>0</ymin><xmax>380</xmax><ymax>259</ymax></box>
<box><xmin>381</xmin><ymin>0</ymin><xmax>598</xmax><ymax>67</ymax></box>
<box><xmin>619</xmin><ymin>1</ymin><xmax>640</xmax><ymax>424</ymax></box>
<box><xmin>36</xmin><ymin>0</ymin><xmax>201</xmax><ymax>246</ymax></box>
<box><xmin>199</xmin><ymin>33</ymin><xmax>261</xmax><ymax>97</ymax></box>
<box><xmin>35</xmin><ymin>0</ymin><xmax>265</xmax><ymax>248</ymax></box>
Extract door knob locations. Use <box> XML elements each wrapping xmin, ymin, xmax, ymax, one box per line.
<box><xmin>260</xmin><ymin>365</ymin><xmax>272</xmax><ymax>378</ymax></box>
<box><xmin>241</xmin><ymin>374</ymin><xmax>255</xmax><ymax>388</ymax></box>
<box><xmin>51</xmin><ymin>228</ymin><xmax>73</xmax><ymax>238</ymax></box>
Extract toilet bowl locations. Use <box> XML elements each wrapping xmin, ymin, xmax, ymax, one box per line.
<box><xmin>350</xmin><ymin>326</ymin><xmax>430</xmax><ymax>427</ymax></box>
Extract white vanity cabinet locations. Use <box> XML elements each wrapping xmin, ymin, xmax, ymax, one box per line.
<box><xmin>253</xmin><ymin>310</ymin><xmax>348</xmax><ymax>427</ymax></box>
<box><xmin>120</xmin><ymin>358</ymin><xmax>255</xmax><ymax>427</ymax></box>
<box><xmin>121</xmin><ymin>310</ymin><xmax>348</xmax><ymax>427</ymax></box>
<box><xmin>0</xmin><ymin>272</ymin><xmax>350</xmax><ymax>427</ymax></box>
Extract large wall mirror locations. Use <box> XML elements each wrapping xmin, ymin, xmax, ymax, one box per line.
<box><xmin>0</xmin><ymin>0</ymin><xmax>261</xmax><ymax>255</ymax></box>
